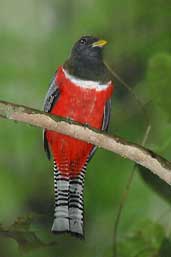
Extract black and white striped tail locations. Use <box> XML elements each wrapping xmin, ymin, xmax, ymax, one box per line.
<box><xmin>69</xmin><ymin>167</ymin><xmax>86</xmax><ymax>238</ymax></box>
<box><xmin>52</xmin><ymin>160</ymin><xmax>86</xmax><ymax>238</ymax></box>
<box><xmin>52</xmin><ymin>161</ymin><xmax>69</xmax><ymax>233</ymax></box>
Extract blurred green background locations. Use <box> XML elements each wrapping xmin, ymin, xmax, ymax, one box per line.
<box><xmin>1</xmin><ymin>0</ymin><xmax>171</xmax><ymax>256</ymax></box>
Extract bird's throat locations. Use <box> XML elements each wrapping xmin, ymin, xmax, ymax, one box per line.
<box><xmin>64</xmin><ymin>57</ymin><xmax>111</xmax><ymax>83</ymax></box>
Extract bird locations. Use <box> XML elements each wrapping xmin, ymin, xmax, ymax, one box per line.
<box><xmin>43</xmin><ymin>35</ymin><xmax>114</xmax><ymax>238</ymax></box>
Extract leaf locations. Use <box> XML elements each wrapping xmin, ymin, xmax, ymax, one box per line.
<box><xmin>159</xmin><ymin>237</ymin><xmax>171</xmax><ymax>257</ymax></box>
<box><xmin>137</xmin><ymin>165</ymin><xmax>171</xmax><ymax>205</ymax></box>
<box><xmin>0</xmin><ymin>215</ymin><xmax>57</xmax><ymax>253</ymax></box>
<box><xmin>118</xmin><ymin>220</ymin><xmax>165</xmax><ymax>257</ymax></box>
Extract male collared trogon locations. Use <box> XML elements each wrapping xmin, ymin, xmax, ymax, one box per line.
<box><xmin>43</xmin><ymin>35</ymin><xmax>114</xmax><ymax>238</ymax></box>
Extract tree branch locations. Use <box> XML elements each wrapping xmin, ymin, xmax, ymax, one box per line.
<box><xmin>1</xmin><ymin>100</ymin><xmax>171</xmax><ymax>185</ymax></box>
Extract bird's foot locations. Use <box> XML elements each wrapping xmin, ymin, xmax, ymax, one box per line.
<box><xmin>66</xmin><ymin>117</ymin><xmax>73</xmax><ymax>124</ymax></box>
<box><xmin>83</xmin><ymin>122</ymin><xmax>90</xmax><ymax>129</ymax></box>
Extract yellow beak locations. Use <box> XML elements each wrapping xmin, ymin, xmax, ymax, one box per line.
<box><xmin>92</xmin><ymin>39</ymin><xmax>108</xmax><ymax>47</ymax></box>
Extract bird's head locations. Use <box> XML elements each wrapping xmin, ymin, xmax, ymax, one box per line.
<box><xmin>64</xmin><ymin>35</ymin><xmax>110</xmax><ymax>82</ymax></box>
<box><xmin>70</xmin><ymin>35</ymin><xmax>108</xmax><ymax>63</ymax></box>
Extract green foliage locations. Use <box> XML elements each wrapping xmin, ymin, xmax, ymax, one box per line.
<box><xmin>118</xmin><ymin>220</ymin><xmax>165</xmax><ymax>257</ymax></box>
<box><xmin>146</xmin><ymin>53</ymin><xmax>171</xmax><ymax>115</ymax></box>
<box><xmin>1</xmin><ymin>215</ymin><xmax>171</xmax><ymax>257</ymax></box>
<box><xmin>0</xmin><ymin>215</ymin><xmax>56</xmax><ymax>253</ymax></box>
<box><xmin>159</xmin><ymin>238</ymin><xmax>171</xmax><ymax>257</ymax></box>
<box><xmin>137</xmin><ymin>165</ymin><xmax>171</xmax><ymax>205</ymax></box>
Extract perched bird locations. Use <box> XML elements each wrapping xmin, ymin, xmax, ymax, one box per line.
<box><xmin>43</xmin><ymin>35</ymin><xmax>114</xmax><ymax>238</ymax></box>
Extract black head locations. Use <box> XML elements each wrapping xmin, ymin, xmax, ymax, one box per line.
<box><xmin>71</xmin><ymin>35</ymin><xmax>107</xmax><ymax>62</ymax></box>
<box><xmin>64</xmin><ymin>35</ymin><xmax>111</xmax><ymax>82</ymax></box>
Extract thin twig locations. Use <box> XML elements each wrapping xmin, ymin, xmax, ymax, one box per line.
<box><xmin>132</xmin><ymin>246</ymin><xmax>156</xmax><ymax>257</ymax></box>
<box><xmin>113</xmin><ymin>125</ymin><xmax>151</xmax><ymax>257</ymax></box>
<box><xmin>105</xmin><ymin>64</ymin><xmax>150</xmax><ymax>125</ymax></box>
<box><xmin>109</xmin><ymin>67</ymin><xmax>151</xmax><ymax>257</ymax></box>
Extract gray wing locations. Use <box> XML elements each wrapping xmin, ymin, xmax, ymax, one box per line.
<box><xmin>87</xmin><ymin>99</ymin><xmax>112</xmax><ymax>162</ymax></box>
<box><xmin>101</xmin><ymin>99</ymin><xmax>112</xmax><ymax>131</ymax></box>
<box><xmin>43</xmin><ymin>77</ymin><xmax>60</xmax><ymax>160</ymax></box>
<box><xmin>44</xmin><ymin>77</ymin><xmax>60</xmax><ymax>113</ymax></box>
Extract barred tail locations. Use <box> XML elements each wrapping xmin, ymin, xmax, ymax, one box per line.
<box><xmin>52</xmin><ymin>161</ymin><xmax>69</xmax><ymax>233</ymax></box>
<box><xmin>52</xmin><ymin>161</ymin><xmax>86</xmax><ymax>239</ymax></box>
<box><xmin>69</xmin><ymin>168</ymin><xmax>86</xmax><ymax>238</ymax></box>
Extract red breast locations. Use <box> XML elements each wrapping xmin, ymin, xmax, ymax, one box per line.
<box><xmin>52</xmin><ymin>66</ymin><xmax>113</xmax><ymax>128</ymax></box>
<box><xmin>46</xmin><ymin>66</ymin><xmax>113</xmax><ymax>176</ymax></box>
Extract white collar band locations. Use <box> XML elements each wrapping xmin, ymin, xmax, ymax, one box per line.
<box><xmin>63</xmin><ymin>68</ymin><xmax>111</xmax><ymax>91</ymax></box>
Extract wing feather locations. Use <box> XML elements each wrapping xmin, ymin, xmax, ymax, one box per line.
<box><xmin>43</xmin><ymin>76</ymin><xmax>60</xmax><ymax>159</ymax></box>
<box><xmin>87</xmin><ymin>99</ymin><xmax>112</xmax><ymax>162</ymax></box>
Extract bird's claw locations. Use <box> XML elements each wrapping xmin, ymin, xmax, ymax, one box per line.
<box><xmin>66</xmin><ymin>117</ymin><xmax>73</xmax><ymax>124</ymax></box>
<box><xmin>84</xmin><ymin>123</ymin><xmax>89</xmax><ymax>128</ymax></box>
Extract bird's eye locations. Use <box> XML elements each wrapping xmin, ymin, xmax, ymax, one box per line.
<box><xmin>80</xmin><ymin>38</ymin><xmax>87</xmax><ymax>45</ymax></box>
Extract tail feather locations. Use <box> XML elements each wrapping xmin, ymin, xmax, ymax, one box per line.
<box><xmin>52</xmin><ymin>161</ymin><xmax>69</xmax><ymax>233</ymax></box>
<box><xmin>52</xmin><ymin>160</ymin><xmax>86</xmax><ymax>238</ymax></box>
<box><xmin>69</xmin><ymin>168</ymin><xmax>86</xmax><ymax>238</ymax></box>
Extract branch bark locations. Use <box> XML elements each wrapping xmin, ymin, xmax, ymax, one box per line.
<box><xmin>1</xmin><ymin>100</ymin><xmax>171</xmax><ymax>185</ymax></box>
